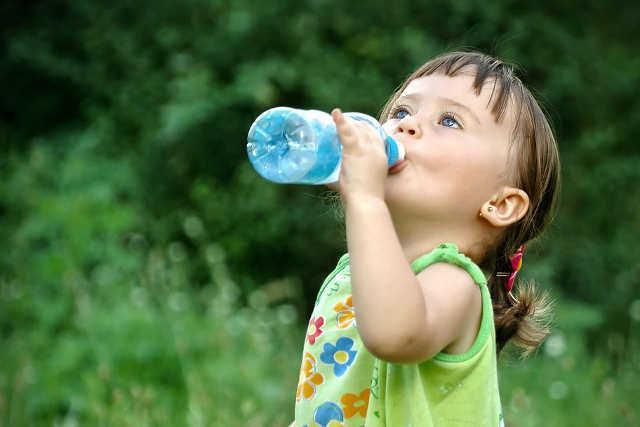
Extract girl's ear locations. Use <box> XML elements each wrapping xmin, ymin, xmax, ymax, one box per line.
<box><xmin>479</xmin><ymin>187</ymin><xmax>530</xmax><ymax>228</ymax></box>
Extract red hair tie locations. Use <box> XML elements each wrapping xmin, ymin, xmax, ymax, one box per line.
<box><xmin>498</xmin><ymin>245</ymin><xmax>525</xmax><ymax>293</ymax></box>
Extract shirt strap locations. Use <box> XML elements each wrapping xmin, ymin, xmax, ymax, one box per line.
<box><xmin>410</xmin><ymin>243</ymin><xmax>487</xmax><ymax>287</ymax></box>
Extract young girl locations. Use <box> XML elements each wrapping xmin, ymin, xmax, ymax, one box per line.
<box><xmin>292</xmin><ymin>51</ymin><xmax>560</xmax><ymax>426</ymax></box>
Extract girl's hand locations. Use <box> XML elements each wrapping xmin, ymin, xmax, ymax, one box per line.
<box><xmin>331</xmin><ymin>108</ymin><xmax>388</xmax><ymax>205</ymax></box>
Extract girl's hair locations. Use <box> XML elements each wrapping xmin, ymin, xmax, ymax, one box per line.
<box><xmin>379</xmin><ymin>51</ymin><xmax>561</xmax><ymax>356</ymax></box>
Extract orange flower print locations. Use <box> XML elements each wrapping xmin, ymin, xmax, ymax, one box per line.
<box><xmin>307</xmin><ymin>315</ymin><xmax>325</xmax><ymax>345</ymax></box>
<box><xmin>296</xmin><ymin>352</ymin><xmax>325</xmax><ymax>401</ymax></box>
<box><xmin>333</xmin><ymin>295</ymin><xmax>355</xmax><ymax>329</ymax></box>
<box><xmin>341</xmin><ymin>388</ymin><xmax>370</xmax><ymax>419</ymax></box>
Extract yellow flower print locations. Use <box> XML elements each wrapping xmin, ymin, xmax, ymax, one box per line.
<box><xmin>333</xmin><ymin>295</ymin><xmax>355</xmax><ymax>329</ymax></box>
<box><xmin>296</xmin><ymin>352</ymin><xmax>325</xmax><ymax>401</ymax></box>
<box><xmin>341</xmin><ymin>388</ymin><xmax>370</xmax><ymax>419</ymax></box>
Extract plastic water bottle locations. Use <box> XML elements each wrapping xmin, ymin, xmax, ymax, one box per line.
<box><xmin>246</xmin><ymin>107</ymin><xmax>405</xmax><ymax>184</ymax></box>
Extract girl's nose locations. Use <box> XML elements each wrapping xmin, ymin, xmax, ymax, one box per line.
<box><xmin>396</xmin><ymin>117</ymin><xmax>421</xmax><ymax>138</ymax></box>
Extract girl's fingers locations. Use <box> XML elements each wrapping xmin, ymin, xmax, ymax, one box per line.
<box><xmin>331</xmin><ymin>108</ymin><xmax>343</xmax><ymax>123</ymax></box>
<box><xmin>331</xmin><ymin>108</ymin><xmax>357</xmax><ymax>147</ymax></box>
<box><xmin>332</xmin><ymin>108</ymin><xmax>383</xmax><ymax>151</ymax></box>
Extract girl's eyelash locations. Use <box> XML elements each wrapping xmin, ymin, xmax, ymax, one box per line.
<box><xmin>388</xmin><ymin>106</ymin><xmax>463</xmax><ymax>129</ymax></box>
<box><xmin>388</xmin><ymin>105</ymin><xmax>411</xmax><ymax>119</ymax></box>
<box><xmin>440</xmin><ymin>111</ymin><xmax>463</xmax><ymax>129</ymax></box>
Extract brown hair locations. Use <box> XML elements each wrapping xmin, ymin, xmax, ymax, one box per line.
<box><xmin>379</xmin><ymin>51</ymin><xmax>561</xmax><ymax>356</ymax></box>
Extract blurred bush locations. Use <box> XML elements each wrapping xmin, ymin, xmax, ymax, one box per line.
<box><xmin>0</xmin><ymin>137</ymin><xmax>303</xmax><ymax>425</ymax></box>
<box><xmin>1</xmin><ymin>0</ymin><xmax>639</xmax><ymax>425</ymax></box>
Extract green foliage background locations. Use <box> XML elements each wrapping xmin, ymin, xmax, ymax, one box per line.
<box><xmin>1</xmin><ymin>1</ymin><xmax>639</xmax><ymax>426</ymax></box>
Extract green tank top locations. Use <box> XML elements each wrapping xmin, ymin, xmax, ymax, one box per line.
<box><xmin>294</xmin><ymin>243</ymin><xmax>504</xmax><ymax>426</ymax></box>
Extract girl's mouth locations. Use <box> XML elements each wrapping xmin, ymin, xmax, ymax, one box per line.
<box><xmin>388</xmin><ymin>159</ymin><xmax>408</xmax><ymax>175</ymax></box>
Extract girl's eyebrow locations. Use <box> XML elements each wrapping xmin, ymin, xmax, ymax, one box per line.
<box><xmin>396</xmin><ymin>93</ymin><xmax>481</xmax><ymax>125</ymax></box>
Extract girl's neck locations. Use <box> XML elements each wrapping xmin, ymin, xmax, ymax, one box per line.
<box><xmin>392</xmin><ymin>216</ymin><xmax>488</xmax><ymax>264</ymax></box>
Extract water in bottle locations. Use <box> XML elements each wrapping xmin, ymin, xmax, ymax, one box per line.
<box><xmin>246</xmin><ymin>107</ymin><xmax>404</xmax><ymax>184</ymax></box>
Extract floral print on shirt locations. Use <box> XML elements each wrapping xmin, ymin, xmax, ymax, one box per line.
<box><xmin>313</xmin><ymin>401</ymin><xmax>344</xmax><ymax>427</ymax></box>
<box><xmin>333</xmin><ymin>295</ymin><xmax>355</xmax><ymax>329</ymax></box>
<box><xmin>341</xmin><ymin>388</ymin><xmax>370</xmax><ymax>419</ymax></box>
<box><xmin>297</xmin><ymin>352</ymin><xmax>325</xmax><ymax>401</ymax></box>
<box><xmin>307</xmin><ymin>315</ymin><xmax>325</xmax><ymax>345</ymax></box>
<box><xmin>320</xmin><ymin>337</ymin><xmax>357</xmax><ymax>377</ymax></box>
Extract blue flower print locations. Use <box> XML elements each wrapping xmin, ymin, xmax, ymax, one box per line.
<box><xmin>320</xmin><ymin>337</ymin><xmax>357</xmax><ymax>377</ymax></box>
<box><xmin>314</xmin><ymin>401</ymin><xmax>344</xmax><ymax>427</ymax></box>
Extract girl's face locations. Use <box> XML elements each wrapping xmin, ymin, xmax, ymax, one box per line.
<box><xmin>381</xmin><ymin>71</ymin><xmax>517</xmax><ymax>225</ymax></box>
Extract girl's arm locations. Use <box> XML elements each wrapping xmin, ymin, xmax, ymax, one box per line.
<box><xmin>344</xmin><ymin>198</ymin><xmax>481</xmax><ymax>363</ymax></box>
<box><xmin>333</xmin><ymin>109</ymin><xmax>481</xmax><ymax>364</ymax></box>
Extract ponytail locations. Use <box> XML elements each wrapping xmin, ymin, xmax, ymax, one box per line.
<box><xmin>485</xmin><ymin>240</ymin><xmax>554</xmax><ymax>356</ymax></box>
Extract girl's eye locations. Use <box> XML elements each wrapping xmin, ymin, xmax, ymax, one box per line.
<box><xmin>389</xmin><ymin>106</ymin><xmax>410</xmax><ymax>120</ymax></box>
<box><xmin>439</xmin><ymin>112</ymin><xmax>462</xmax><ymax>129</ymax></box>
